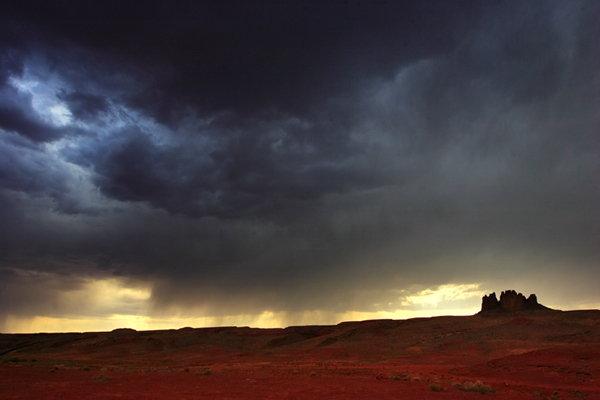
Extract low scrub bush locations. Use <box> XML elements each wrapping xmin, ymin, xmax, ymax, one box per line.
<box><xmin>461</xmin><ymin>380</ymin><xmax>497</xmax><ymax>394</ymax></box>
<box><xmin>429</xmin><ymin>383</ymin><xmax>444</xmax><ymax>392</ymax></box>
<box><xmin>195</xmin><ymin>369</ymin><xmax>211</xmax><ymax>376</ymax></box>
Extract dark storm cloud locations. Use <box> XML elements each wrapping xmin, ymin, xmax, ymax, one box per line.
<box><xmin>0</xmin><ymin>0</ymin><xmax>598</xmax><ymax>326</ymax></box>
<box><xmin>65</xmin><ymin>113</ymin><xmax>382</xmax><ymax>220</ymax></box>
<box><xmin>0</xmin><ymin>136</ymin><xmax>66</xmax><ymax>195</ymax></box>
<box><xmin>1</xmin><ymin>0</ymin><xmax>484</xmax><ymax>123</ymax></box>
<box><xmin>56</xmin><ymin>90</ymin><xmax>109</xmax><ymax>121</ymax></box>
<box><xmin>0</xmin><ymin>86</ymin><xmax>67</xmax><ymax>142</ymax></box>
<box><xmin>0</xmin><ymin>49</ymin><xmax>24</xmax><ymax>88</ymax></box>
<box><xmin>0</xmin><ymin>131</ymin><xmax>96</xmax><ymax>225</ymax></box>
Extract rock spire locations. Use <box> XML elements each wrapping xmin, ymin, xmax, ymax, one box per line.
<box><xmin>478</xmin><ymin>290</ymin><xmax>554</xmax><ymax>314</ymax></box>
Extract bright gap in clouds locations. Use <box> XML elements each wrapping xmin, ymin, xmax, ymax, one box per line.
<box><xmin>47</xmin><ymin>104</ymin><xmax>72</xmax><ymax>126</ymax></box>
<box><xmin>9</xmin><ymin>75</ymin><xmax>73</xmax><ymax>127</ymax></box>
<box><xmin>3</xmin><ymin>280</ymin><xmax>487</xmax><ymax>333</ymax></box>
<box><xmin>400</xmin><ymin>284</ymin><xmax>485</xmax><ymax>308</ymax></box>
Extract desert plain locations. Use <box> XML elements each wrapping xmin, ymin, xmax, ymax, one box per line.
<box><xmin>1</xmin><ymin>307</ymin><xmax>599</xmax><ymax>399</ymax></box>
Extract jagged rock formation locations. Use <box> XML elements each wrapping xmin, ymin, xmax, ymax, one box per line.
<box><xmin>478</xmin><ymin>290</ymin><xmax>555</xmax><ymax>314</ymax></box>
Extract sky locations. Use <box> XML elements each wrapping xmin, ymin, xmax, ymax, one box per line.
<box><xmin>0</xmin><ymin>0</ymin><xmax>598</xmax><ymax>333</ymax></box>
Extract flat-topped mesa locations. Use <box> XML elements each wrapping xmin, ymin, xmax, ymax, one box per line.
<box><xmin>478</xmin><ymin>290</ymin><xmax>555</xmax><ymax>314</ymax></box>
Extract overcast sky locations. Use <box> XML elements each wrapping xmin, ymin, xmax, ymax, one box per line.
<box><xmin>0</xmin><ymin>0</ymin><xmax>598</xmax><ymax>333</ymax></box>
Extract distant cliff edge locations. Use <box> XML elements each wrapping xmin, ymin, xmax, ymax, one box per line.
<box><xmin>477</xmin><ymin>290</ymin><xmax>556</xmax><ymax>315</ymax></box>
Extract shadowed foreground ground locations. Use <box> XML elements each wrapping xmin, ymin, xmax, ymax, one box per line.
<box><xmin>1</xmin><ymin>310</ymin><xmax>599</xmax><ymax>399</ymax></box>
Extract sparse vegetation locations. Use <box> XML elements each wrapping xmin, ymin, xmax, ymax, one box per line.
<box><xmin>534</xmin><ymin>391</ymin><xmax>547</xmax><ymax>400</ymax></box>
<box><xmin>390</xmin><ymin>373</ymin><xmax>411</xmax><ymax>381</ymax></box>
<box><xmin>195</xmin><ymin>369</ymin><xmax>211</xmax><ymax>375</ymax></box>
<box><xmin>0</xmin><ymin>307</ymin><xmax>597</xmax><ymax>398</ymax></box>
<box><xmin>568</xmin><ymin>389</ymin><xmax>588</xmax><ymax>399</ymax></box>
<box><xmin>429</xmin><ymin>383</ymin><xmax>444</xmax><ymax>392</ymax></box>
<box><xmin>460</xmin><ymin>380</ymin><xmax>497</xmax><ymax>394</ymax></box>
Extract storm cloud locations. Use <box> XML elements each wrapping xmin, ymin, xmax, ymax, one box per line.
<box><xmin>0</xmin><ymin>0</ymin><xmax>598</xmax><ymax>331</ymax></box>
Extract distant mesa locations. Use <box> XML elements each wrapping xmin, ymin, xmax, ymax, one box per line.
<box><xmin>478</xmin><ymin>290</ymin><xmax>556</xmax><ymax>315</ymax></box>
<box><xmin>111</xmin><ymin>328</ymin><xmax>137</xmax><ymax>334</ymax></box>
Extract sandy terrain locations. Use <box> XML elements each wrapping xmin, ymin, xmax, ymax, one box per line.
<box><xmin>1</xmin><ymin>310</ymin><xmax>599</xmax><ymax>399</ymax></box>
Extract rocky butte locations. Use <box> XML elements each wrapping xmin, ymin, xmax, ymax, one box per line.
<box><xmin>478</xmin><ymin>290</ymin><xmax>556</xmax><ymax>314</ymax></box>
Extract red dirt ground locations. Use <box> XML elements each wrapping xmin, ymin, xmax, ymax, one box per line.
<box><xmin>1</xmin><ymin>310</ymin><xmax>599</xmax><ymax>399</ymax></box>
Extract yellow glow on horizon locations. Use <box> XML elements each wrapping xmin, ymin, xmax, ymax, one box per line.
<box><xmin>3</xmin><ymin>315</ymin><xmax>125</xmax><ymax>334</ymax></box>
<box><xmin>6</xmin><ymin>298</ymin><xmax>599</xmax><ymax>334</ymax></box>
<box><xmin>3</xmin><ymin>306</ymin><xmax>481</xmax><ymax>334</ymax></box>
<box><xmin>16</xmin><ymin>281</ymin><xmax>600</xmax><ymax>334</ymax></box>
<box><xmin>1</xmin><ymin>281</ymin><xmax>487</xmax><ymax>333</ymax></box>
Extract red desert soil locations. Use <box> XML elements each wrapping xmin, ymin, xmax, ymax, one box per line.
<box><xmin>1</xmin><ymin>310</ymin><xmax>599</xmax><ymax>399</ymax></box>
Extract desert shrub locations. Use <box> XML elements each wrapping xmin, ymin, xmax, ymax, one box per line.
<box><xmin>390</xmin><ymin>373</ymin><xmax>410</xmax><ymax>381</ymax></box>
<box><xmin>449</xmin><ymin>380</ymin><xmax>461</xmax><ymax>389</ymax></box>
<box><xmin>461</xmin><ymin>380</ymin><xmax>496</xmax><ymax>394</ymax></box>
<box><xmin>195</xmin><ymin>369</ymin><xmax>211</xmax><ymax>375</ymax></box>
<box><xmin>568</xmin><ymin>390</ymin><xmax>588</xmax><ymax>399</ymax></box>
<box><xmin>429</xmin><ymin>384</ymin><xmax>444</xmax><ymax>392</ymax></box>
<box><xmin>534</xmin><ymin>391</ymin><xmax>547</xmax><ymax>400</ymax></box>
